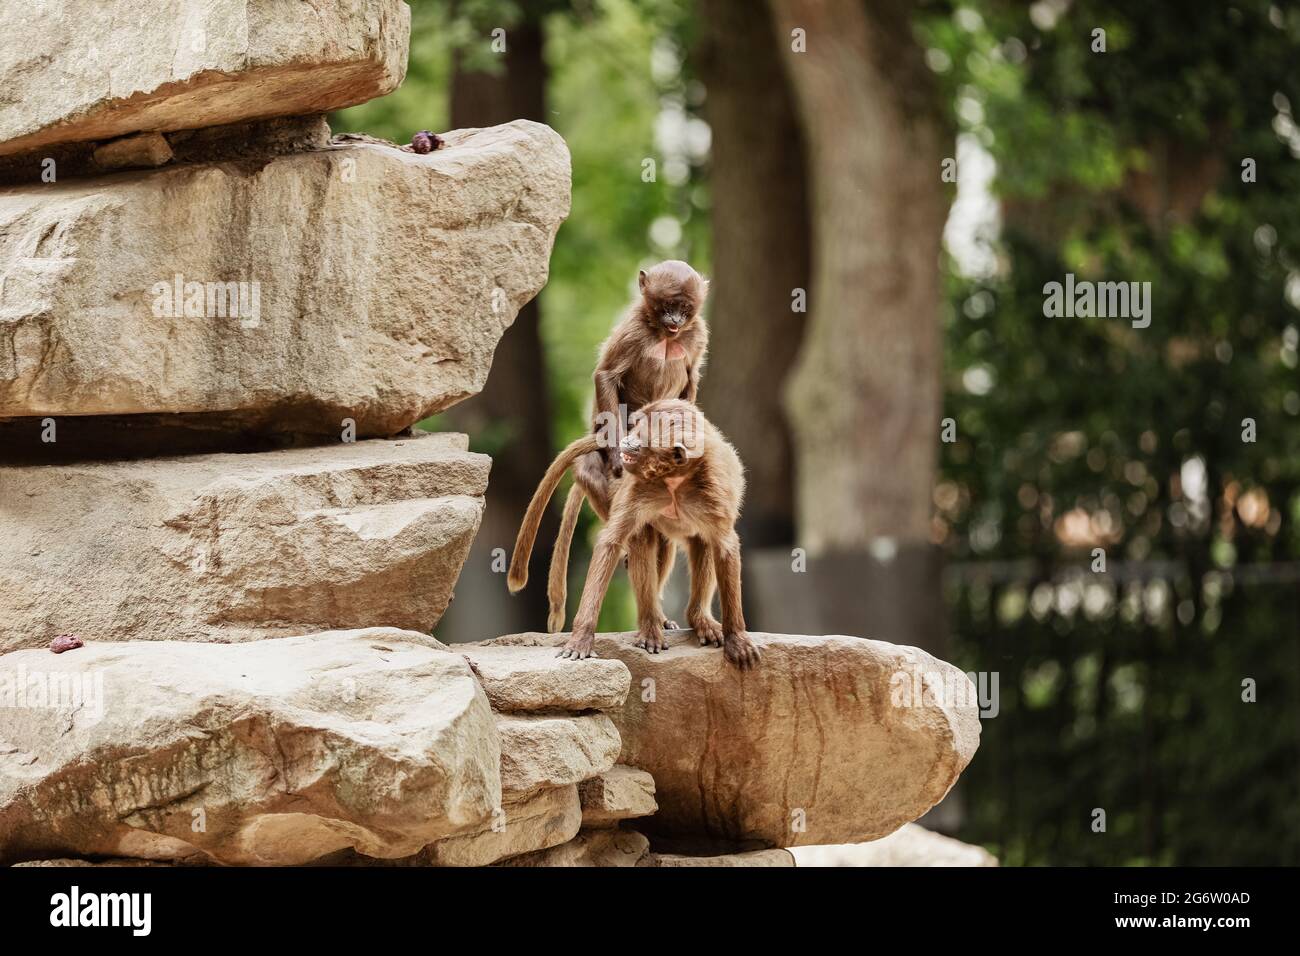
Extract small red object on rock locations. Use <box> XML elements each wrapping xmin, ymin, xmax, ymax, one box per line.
<box><xmin>410</xmin><ymin>130</ymin><xmax>443</xmax><ymax>154</ymax></box>
<box><xmin>50</xmin><ymin>634</ymin><xmax>83</xmax><ymax>654</ymax></box>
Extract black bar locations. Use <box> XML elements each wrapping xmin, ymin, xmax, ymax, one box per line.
<box><xmin>0</xmin><ymin>866</ymin><xmax>1284</xmax><ymax>940</ymax></box>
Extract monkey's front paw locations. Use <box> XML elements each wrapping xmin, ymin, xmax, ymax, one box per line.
<box><xmin>634</xmin><ymin>626</ymin><xmax>667</xmax><ymax>654</ymax></box>
<box><xmin>558</xmin><ymin>632</ymin><xmax>596</xmax><ymax>660</ymax></box>
<box><xmin>690</xmin><ymin>615</ymin><xmax>724</xmax><ymax>648</ymax></box>
<box><xmin>723</xmin><ymin>631</ymin><xmax>761</xmax><ymax>669</ymax></box>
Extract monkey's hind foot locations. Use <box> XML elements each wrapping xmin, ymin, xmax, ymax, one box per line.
<box><xmin>558</xmin><ymin>632</ymin><xmax>596</xmax><ymax>660</ymax></box>
<box><xmin>662</xmin><ymin>618</ymin><xmax>680</xmax><ymax>631</ymax></box>
<box><xmin>723</xmin><ymin>631</ymin><xmax>761</xmax><ymax>670</ymax></box>
<box><xmin>634</xmin><ymin>626</ymin><xmax>667</xmax><ymax>654</ymax></box>
<box><xmin>689</xmin><ymin>615</ymin><xmax>724</xmax><ymax>648</ymax></box>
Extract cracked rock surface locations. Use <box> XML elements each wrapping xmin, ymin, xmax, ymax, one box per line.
<box><xmin>0</xmin><ymin>121</ymin><xmax>570</xmax><ymax>437</ymax></box>
<box><xmin>0</xmin><ymin>630</ymin><xmax>500</xmax><ymax>866</ymax></box>
<box><xmin>0</xmin><ymin>0</ymin><xmax>411</xmax><ymax>158</ymax></box>
<box><xmin>0</xmin><ymin>434</ymin><xmax>488</xmax><ymax>651</ymax></box>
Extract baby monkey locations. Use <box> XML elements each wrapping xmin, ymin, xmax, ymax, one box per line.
<box><xmin>510</xmin><ymin>399</ymin><xmax>760</xmax><ymax>669</ymax></box>
<box><xmin>548</xmin><ymin>261</ymin><xmax>711</xmax><ymax>632</ymax></box>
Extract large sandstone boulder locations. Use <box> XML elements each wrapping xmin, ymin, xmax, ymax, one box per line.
<box><xmin>0</xmin><ymin>630</ymin><xmax>500</xmax><ymax>866</ymax></box>
<box><xmin>0</xmin><ymin>121</ymin><xmax>570</xmax><ymax>437</ymax></box>
<box><xmin>0</xmin><ymin>433</ymin><xmax>488</xmax><ymax>652</ymax></box>
<box><xmin>0</xmin><ymin>0</ymin><xmax>410</xmax><ymax>158</ymax></box>
<box><xmin>479</xmin><ymin>633</ymin><xmax>981</xmax><ymax>849</ymax></box>
<box><xmin>789</xmin><ymin>824</ymin><xmax>998</xmax><ymax>867</ymax></box>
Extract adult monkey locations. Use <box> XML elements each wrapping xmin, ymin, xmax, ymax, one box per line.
<box><xmin>511</xmin><ymin>399</ymin><xmax>760</xmax><ymax>669</ymax></box>
<box><xmin>546</xmin><ymin>260</ymin><xmax>710</xmax><ymax>632</ymax></box>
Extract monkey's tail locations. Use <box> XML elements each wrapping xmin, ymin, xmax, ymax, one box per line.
<box><xmin>508</xmin><ymin>433</ymin><xmax>601</xmax><ymax>594</ymax></box>
<box><xmin>547</xmin><ymin>484</ymin><xmax>585</xmax><ymax>632</ymax></box>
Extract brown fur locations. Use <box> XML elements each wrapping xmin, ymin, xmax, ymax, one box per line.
<box><xmin>558</xmin><ymin>400</ymin><xmax>760</xmax><ymax>669</ymax></box>
<box><xmin>547</xmin><ymin>484</ymin><xmax>585</xmax><ymax>632</ymax></box>
<box><xmin>507</xmin><ymin>433</ymin><xmax>601</xmax><ymax>594</ymax></box>
<box><xmin>548</xmin><ymin>261</ymin><xmax>710</xmax><ymax>630</ymax></box>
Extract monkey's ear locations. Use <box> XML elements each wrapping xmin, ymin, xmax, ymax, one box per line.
<box><xmin>699</xmin><ymin>276</ymin><xmax>711</xmax><ymax>300</ymax></box>
<box><xmin>672</xmin><ymin>442</ymin><xmax>689</xmax><ymax>464</ymax></box>
<box><xmin>638</xmin><ymin>270</ymin><xmax>648</xmax><ymax>292</ymax></box>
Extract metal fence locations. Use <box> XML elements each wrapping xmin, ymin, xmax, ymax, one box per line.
<box><xmin>945</xmin><ymin>561</ymin><xmax>1300</xmax><ymax>865</ymax></box>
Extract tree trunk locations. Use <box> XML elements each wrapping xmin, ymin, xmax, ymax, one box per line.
<box><xmin>435</xmin><ymin>17</ymin><xmax>557</xmax><ymax>642</ymax></box>
<box><xmin>696</xmin><ymin>0</ymin><xmax>811</xmax><ymax>548</ymax></box>
<box><xmin>767</xmin><ymin>0</ymin><xmax>948</xmax><ymax>553</ymax></box>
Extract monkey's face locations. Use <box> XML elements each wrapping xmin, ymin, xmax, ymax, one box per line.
<box><xmin>621</xmin><ymin>404</ymin><xmax>701</xmax><ymax>481</ymax></box>
<box><xmin>637</xmin><ymin>262</ymin><xmax>709</xmax><ymax>338</ymax></box>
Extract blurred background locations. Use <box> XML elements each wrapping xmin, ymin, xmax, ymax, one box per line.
<box><xmin>335</xmin><ymin>0</ymin><xmax>1300</xmax><ymax>865</ymax></box>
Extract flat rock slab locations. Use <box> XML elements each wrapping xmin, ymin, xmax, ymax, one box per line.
<box><xmin>0</xmin><ymin>0</ymin><xmax>410</xmax><ymax>157</ymax></box>
<box><xmin>641</xmin><ymin>849</ymin><xmax>794</xmax><ymax>867</ymax></box>
<box><xmin>0</xmin><ymin>121</ymin><xmax>570</xmax><ymax>437</ymax></box>
<box><xmin>421</xmin><ymin>786</ymin><xmax>582</xmax><ymax>867</ymax></box>
<box><xmin>496</xmin><ymin>714</ymin><xmax>621</xmax><ymax>795</ymax></box>
<box><xmin>481</xmin><ymin>633</ymin><xmax>981</xmax><ymax>848</ymax></box>
<box><xmin>789</xmin><ymin>824</ymin><xmax>998</xmax><ymax>867</ymax></box>
<box><xmin>578</xmin><ymin>766</ymin><xmax>657</xmax><ymax>828</ymax></box>
<box><xmin>0</xmin><ymin>434</ymin><xmax>488</xmax><ymax>651</ymax></box>
<box><xmin>459</xmin><ymin>644</ymin><xmax>630</xmax><ymax>713</ymax></box>
<box><xmin>0</xmin><ymin>630</ymin><xmax>501</xmax><ymax>866</ymax></box>
<box><xmin>14</xmin><ymin>858</ymin><xmax>184</xmax><ymax>867</ymax></box>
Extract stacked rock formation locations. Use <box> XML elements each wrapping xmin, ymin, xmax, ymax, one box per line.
<box><xmin>1</xmin><ymin>1</ymin><xmax>986</xmax><ymax>868</ymax></box>
<box><xmin>0</xmin><ymin>0</ymin><xmax>569</xmax><ymax>649</ymax></box>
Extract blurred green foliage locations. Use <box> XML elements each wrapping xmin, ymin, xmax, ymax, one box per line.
<box><xmin>920</xmin><ymin>0</ymin><xmax>1300</xmax><ymax>864</ymax></box>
